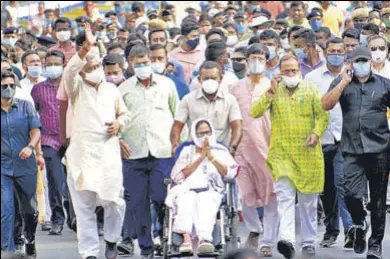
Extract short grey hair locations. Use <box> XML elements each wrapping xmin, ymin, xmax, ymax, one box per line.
<box><xmin>129</xmin><ymin>44</ymin><xmax>150</xmax><ymax>59</ymax></box>
<box><xmin>279</xmin><ymin>54</ymin><xmax>299</xmax><ymax>67</ymax></box>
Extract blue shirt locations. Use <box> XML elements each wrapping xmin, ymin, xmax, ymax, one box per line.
<box><xmin>166</xmin><ymin>73</ymin><xmax>190</xmax><ymax>100</ymax></box>
<box><xmin>1</xmin><ymin>98</ymin><xmax>41</xmax><ymax>176</ymax></box>
<box><xmin>168</xmin><ymin>57</ymin><xmax>186</xmax><ymax>82</ymax></box>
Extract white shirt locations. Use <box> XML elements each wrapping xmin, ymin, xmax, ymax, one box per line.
<box><xmin>20</xmin><ymin>76</ymin><xmax>46</xmax><ymax>94</ymax></box>
<box><xmin>14</xmin><ymin>86</ymin><xmax>35</xmax><ymax>109</ymax></box>
<box><xmin>118</xmin><ymin>73</ymin><xmax>180</xmax><ymax>159</ymax></box>
<box><xmin>305</xmin><ymin>64</ymin><xmax>343</xmax><ymax>145</ymax></box>
<box><xmin>372</xmin><ymin>60</ymin><xmax>390</xmax><ymax>79</ymax></box>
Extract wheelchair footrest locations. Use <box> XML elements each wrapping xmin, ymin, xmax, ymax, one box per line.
<box><xmin>198</xmin><ymin>252</ymin><xmax>223</xmax><ymax>258</ymax></box>
<box><xmin>168</xmin><ymin>251</ymin><xmax>194</xmax><ymax>258</ymax></box>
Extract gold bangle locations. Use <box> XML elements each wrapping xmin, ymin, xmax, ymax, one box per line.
<box><xmin>211</xmin><ymin>157</ymin><xmax>216</xmax><ymax>163</ymax></box>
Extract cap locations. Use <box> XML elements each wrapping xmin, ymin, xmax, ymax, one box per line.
<box><xmin>225</xmin><ymin>5</ymin><xmax>237</xmax><ymax>12</ymax></box>
<box><xmin>37</xmin><ymin>36</ymin><xmax>57</xmax><ymax>47</ymax></box>
<box><xmin>3</xmin><ymin>26</ymin><xmax>18</xmax><ymax>34</ymax></box>
<box><xmin>306</xmin><ymin>9</ymin><xmax>323</xmax><ymax>20</ymax></box>
<box><xmin>75</xmin><ymin>16</ymin><xmax>92</xmax><ymax>24</ymax></box>
<box><xmin>161</xmin><ymin>10</ymin><xmax>172</xmax><ymax>17</ymax></box>
<box><xmin>209</xmin><ymin>8</ymin><xmax>220</xmax><ymax>18</ymax></box>
<box><xmin>147</xmin><ymin>9</ymin><xmax>158</xmax><ymax>18</ymax></box>
<box><xmin>185</xmin><ymin>3</ymin><xmax>201</xmax><ymax>13</ymax></box>
<box><xmin>233</xmin><ymin>12</ymin><xmax>247</xmax><ymax>20</ymax></box>
<box><xmin>351</xmin><ymin>46</ymin><xmax>372</xmax><ymax>61</ymax></box>
<box><xmin>381</xmin><ymin>7</ymin><xmax>390</xmax><ymax>17</ymax></box>
<box><xmin>148</xmin><ymin>19</ymin><xmax>167</xmax><ymax>29</ymax></box>
<box><xmin>253</xmin><ymin>8</ymin><xmax>271</xmax><ymax>20</ymax></box>
<box><xmin>251</xmin><ymin>16</ymin><xmax>275</xmax><ymax>28</ymax></box>
<box><xmin>351</xmin><ymin>8</ymin><xmax>369</xmax><ymax>20</ymax></box>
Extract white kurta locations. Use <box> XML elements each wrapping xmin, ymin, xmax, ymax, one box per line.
<box><xmin>64</xmin><ymin>54</ymin><xmax>129</xmax><ymax>206</ymax></box>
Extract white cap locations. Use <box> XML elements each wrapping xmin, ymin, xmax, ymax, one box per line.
<box><xmin>251</xmin><ymin>16</ymin><xmax>275</xmax><ymax>28</ymax></box>
<box><xmin>208</xmin><ymin>8</ymin><xmax>220</xmax><ymax>17</ymax></box>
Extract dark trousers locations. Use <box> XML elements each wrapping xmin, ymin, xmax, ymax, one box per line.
<box><xmin>1</xmin><ymin>173</ymin><xmax>38</xmax><ymax>252</ymax></box>
<box><xmin>321</xmin><ymin>144</ymin><xmax>343</xmax><ymax>237</ymax></box>
<box><xmin>343</xmin><ymin>152</ymin><xmax>390</xmax><ymax>247</ymax></box>
<box><xmin>122</xmin><ymin>156</ymin><xmax>174</xmax><ymax>255</ymax></box>
<box><xmin>43</xmin><ymin>146</ymin><xmax>66</xmax><ymax>225</ymax></box>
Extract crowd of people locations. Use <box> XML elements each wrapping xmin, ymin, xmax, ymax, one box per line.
<box><xmin>1</xmin><ymin>1</ymin><xmax>390</xmax><ymax>259</ymax></box>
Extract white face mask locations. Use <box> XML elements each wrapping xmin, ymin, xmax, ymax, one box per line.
<box><xmin>371</xmin><ymin>50</ymin><xmax>387</xmax><ymax>63</ymax></box>
<box><xmin>151</xmin><ymin>62</ymin><xmax>166</xmax><ymax>74</ymax></box>
<box><xmin>56</xmin><ymin>30</ymin><xmax>71</xmax><ymax>42</ymax></box>
<box><xmin>85</xmin><ymin>68</ymin><xmax>105</xmax><ymax>84</ymax></box>
<box><xmin>249</xmin><ymin>61</ymin><xmax>265</xmax><ymax>74</ymax></box>
<box><xmin>282</xmin><ymin>75</ymin><xmax>301</xmax><ymax>88</ymax></box>
<box><xmin>134</xmin><ymin>65</ymin><xmax>152</xmax><ymax>80</ymax></box>
<box><xmin>202</xmin><ymin>79</ymin><xmax>219</xmax><ymax>94</ymax></box>
<box><xmin>226</xmin><ymin>35</ymin><xmax>238</xmax><ymax>46</ymax></box>
<box><xmin>281</xmin><ymin>38</ymin><xmax>290</xmax><ymax>50</ymax></box>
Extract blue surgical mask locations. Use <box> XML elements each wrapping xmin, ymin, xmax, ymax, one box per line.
<box><xmin>354</xmin><ymin>23</ymin><xmax>364</xmax><ymax>30</ymax></box>
<box><xmin>235</xmin><ymin>23</ymin><xmax>247</xmax><ymax>34</ymax></box>
<box><xmin>1</xmin><ymin>87</ymin><xmax>15</xmax><ymax>100</ymax></box>
<box><xmin>310</xmin><ymin>20</ymin><xmax>322</xmax><ymax>31</ymax></box>
<box><xmin>186</xmin><ymin>38</ymin><xmax>200</xmax><ymax>49</ymax></box>
<box><xmin>77</xmin><ymin>27</ymin><xmax>85</xmax><ymax>34</ymax></box>
<box><xmin>44</xmin><ymin>66</ymin><xmax>63</xmax><ymax>79</ymax></box>
<box><xmin>3</xmin><ymin>38</ymin><xmax>17</xmax><ymax>47</ymax></box>
<box><xmin>267</xmin><ymin>46</ymin><xmax>277</xmax><ymax>61</ymax></box>
<box><xmin>326</xmin><ymin>54</ymin><xmax>345</xmax><ymax>67</ymax></box>
<box><xmin>352</xmin><ymin>61</ymin><xmax>371</xmax><ymax>77</ymax></box>
<box><xmin>359</xmin><ymin>34</ymin><xmax>368</xmax><ymax>47</ymax></box>
<box><xmin>28</xmin><ymin>66</ymin><xmax>43</xmax><ymax>78</ymax></box>
<box><xmin>249</xmin><ymin>61</ymin><xmax>265</xmax><ymax>74</ymax></box>
<box><xmin>295</xmin><ymin>47</ymin><xmax>308</xmax><ymax>60</ymax></box>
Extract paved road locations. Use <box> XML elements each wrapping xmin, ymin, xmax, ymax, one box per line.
<box><xmin>35</xmin><ymin>214</ymin><xmax>390</xmax><ymax>259</ymax></box>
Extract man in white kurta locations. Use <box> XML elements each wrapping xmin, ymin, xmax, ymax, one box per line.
<box><xmin>63</xmin><ymin>27</ymin><xmax>131</xmax><ymax>259</ymax></box>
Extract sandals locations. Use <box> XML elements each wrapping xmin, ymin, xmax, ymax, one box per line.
<box><xmin>260</xmin><ymin>246</ymin><xmax>273</xmax><ymax>257</ymax></box>
<box><xmin>179</xmin><ymin>241</ymin><xmax>193</xmax><ymax>253</ymax></box>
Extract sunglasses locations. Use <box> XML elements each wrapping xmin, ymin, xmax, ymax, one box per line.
<box><xmin>1</xmin><ymin>84</ymin><xmax>16</xmax><ymax>90</ymax></box>
<box><xmin>232</xmin><ymin>58</ymin><xmax>246</xmax><ymax>62</ymax></box>
<box><xmin>370</xmin><ymin>46</ymin><xmax>386</xmax><ymax>52</ymax></box>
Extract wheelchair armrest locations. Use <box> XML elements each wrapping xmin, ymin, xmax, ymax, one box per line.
<box><xmin>164</xmin><ymin>178</ymin><xmax>172</xmax><ymax>186</ymax></box>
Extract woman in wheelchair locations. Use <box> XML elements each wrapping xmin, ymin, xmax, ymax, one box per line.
<box><xmin>166</xmin><ymin>119</ymin><xmax>239</xmax><ymax>255</ymax></box>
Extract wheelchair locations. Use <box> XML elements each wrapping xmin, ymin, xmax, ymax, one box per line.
<box><xmin>159</xmin><ymin>142</ymin><xmax>241</xmax><ymax>258</ymax></box>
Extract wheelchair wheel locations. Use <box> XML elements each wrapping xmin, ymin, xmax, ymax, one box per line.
<box><xmin>224</xmin><ymin>212</ymin><xmax>240</xmax><ymax>253</ymax></box>
<box><xmin>162</xmin><ymin>206</ymin><xmax>170</xmax><ymax>259</ymax></box>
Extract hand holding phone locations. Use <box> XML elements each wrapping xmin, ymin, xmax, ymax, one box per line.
<box><xmin>342</xmin><ymin>64</ymin><xmax>353</xmax><ymax>85</ymax></box>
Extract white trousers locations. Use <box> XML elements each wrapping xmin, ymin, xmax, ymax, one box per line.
<box><xmin>173</xmin><ymin>190</ymin><xmax>222</xmax><ymax>241</ymax></box>
<box><xmin>260</xmin><ymin>195</ymin><xmax>280</xmax><ymax>248</ymax></box>
<box><xmin>67</xmin><ymin>174</ymin><xmax>125</xmax><ymax>259</ymax></box>
<box><xmin>42</xmin><ymin>168</ymin><xmax>52</xmax><ymax>221</ymax></box>
<box><xmin>275</xmin><ymin>177</ymin><xmax>318</xmax><ymax>247</ymax></box>
<box><xmin>241</xmin><ymin>200</ymin><xmax>263</xmax><ymax>233</ymax></box>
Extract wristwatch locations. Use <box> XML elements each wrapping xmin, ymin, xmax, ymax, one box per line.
<box><xmin>229</xmin><ymin>145</ymin><xmax>237</xmax><ymax>152</ymax></box>
<box><xmin>28</xmin><ymin>144</ymin><xmax>35</xmax><ymax>151</ymax></box>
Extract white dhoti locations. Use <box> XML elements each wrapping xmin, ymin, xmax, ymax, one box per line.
<box><xmin>173</xmin><ymin>190</ymin><xmax>222</xmax><ymax>241</ymax></box>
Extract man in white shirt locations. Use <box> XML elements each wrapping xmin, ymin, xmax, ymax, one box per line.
<box><xmin>305</xmin><ymin>37</ymin><xmax>353</xmax><ymax>249</ymax></box>
<box><xmin>118</xmin><ymin>44</ymin><xmax>179</xmax><ymax>259</ymax></box>
<box><xmin>19</xmin><ymin>51</ymin><xmax>46</xmax><ymax>94</ymax></box>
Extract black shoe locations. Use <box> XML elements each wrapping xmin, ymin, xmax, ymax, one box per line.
<box><xmin>118</xmin><ymin>238</ymin><xmax>134</xmax><ymax>256</ymax></box>
<box><xmin>25</xmin><ymin>243</ymin><xmax>37</xmax><ymax>259</ymax></box>
<box><xmin>49</xmin><ymin>224</ymin><xmax>63</xmax><ymax>235</ymax></box>
<box><xmin>141</xmin><ymin>253</ymin><xmax>153</xmax><ymax>259</ymax></box>
<box><xmin>353</xmin><ymin>223</ymin><xmax>368</xmax><ymax>254</ymax></box>
<box><xmin>41</xmin><ymin>222</ymin><xmax>52</xmax><ymax>231</ymax></box>
<box><xmin>344</xmin><ymin>227</ymin><xmax>354</xmax><ymax>249</ymax></box>
<box><xmin>277</xmin><ymin>240</ymin><xmax>295</xmax><ymax>259</ymax></box>
<box><xmin>70</xmin><ymin>218</ymin><xmax>77</xmax><ymax>233</ymax></box>
<box><xmin>98</xmin><ymin>225</ymin><xmax>104</xmax><ymax>237</ymax></box>
<box><xmin>86</xmin><ymin>257</ymin><xmax>97</xmax><ymax>259</ymax></box>
<box><xmin>302</xmin><ymin>245</ymin><xmax>315</xmax><ymax>258</ymax></box>
<box><xmin>367</xmin><ymin>245</ymin><xmax>382</xmax><ymax>259</ymax></box>
<box><xmin>105</xmin><ymin>240</ymin><xmax>118</xmax><ymax>259</ymax></box>
<box><xmin>319</xmin><ymin>235</ymin><xmax>337</xmax><ymax>248</ymax></box>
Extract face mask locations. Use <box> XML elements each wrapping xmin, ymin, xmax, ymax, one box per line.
<box><xmin>353</xmin><ymin>61</ymin><xmax>371</xmax><ymax>77</ymax></box>
<box><xmin>326</xmin><ymin>54</ymin><xmax>345</xmax><ymax>67</ymax></box>
<box><xmin>97</xmin><ymin>30</ymin><xmax>106</xmax><ymax>39</ymax></box>
<box><xmin>226</xmin><ymin>35</ymin><xmax>238</xmax><ymax>46</ymax></box>
<box><xmin>186</xmin><ymin>38</ymin><xmax>200</xmax><ymax>49</ymax></box>
<box><xmin>371</xmin><ymin>50</ymin><xmax>387</xmax><ymax>63</ymax></box>
<box><xmin>44</xmin><ymin>66</ymin><xmax>63</xmax><ymax>79</ymax></box>
<box><xmin>202</xmin><ymin>79</ymin><xmax>219</xmax><ymax>94</ymax></box>
<box><xmin>107</xmin><ymin>31</ymin><xmax>117</xmax><ymax>40</ymax></box>
<box><xmin>134</xmin><ymin>65</ymin><xmax>152</xmax><ymax>80</ymax></box>
<box><xmin>197</xmin><ymin>135</ymin><xmax>208</xmax><ymax>148</ymax></box>
<box><xmin>10</xmin><ymin>53</ymin><xmax>20</xmax><ymax>64</ymax></box>
<box><xmin>310</xmin><ymin>20</ymin><xmax>322</xmax><ymax>31</ymax></box>
<box><xmin>106</xmin><ymin>74</ymin><xmax>124</xmax><ymax>85</ymax></box>
<box><xmin>295</xmin><ymin>47</ymin><xmax>308</xmax><ymax>60</ymax></box>
<box><xmin>384</xmin><ymin>19</ymin><xmax>390</xmax><ymax>28</ymax></box>
<box><xmin>3</xmin><ymin>38</ymin><xmax>18</xmax><ymax>47</ymax></box>
<box><xmin>235</xmin><ymin>23</ymin><xmax>247</xmax><ymax>34</ymax></box>
<box><xmin>282</xmin><ymin>75</ymin><xmax>301</xmax><ymax>88</ymax></box>
<box><xmin>267</xmin><ymin>46</ymin><xmax>277</xmax><ymax>60</ymax></box>
<box><xmin>249</xmin><ymin>61</ymin><xmax>265</xmax><ymax>74</ymax></box>
<box><xmin>256</xmin><ymin>29</ymin><xmax>264</xmax><ymax>37</ymax></box>
<box><xmin>233</xmin><ymin>61</ymin><xmax>246</xmax><ymax>73</ymax></box>
<box><xmin>281</xmin><ymin>38</ymin><xmax>289</xmax><ymax>50</ymax></box>
<box><xmin>354</xmin><ymin>23</ymin><xmax>364</xmax><ymax>30</ymax></box>
<box><xmin>360</xmin><ymin>34</ymin><xmax>368</xmax><ymax>47</ymax></box>
<box><xmin>77</xmin><ymin>27</ymin><xmax>85</xmax><ymax>34</ymax></box>
<box><xmin>85</xmin><ymin>68</ymin><xmax>105</xmax><ymax>84</ymax></box>
<box><xmin>28</xmin><ymin>66</ymin><xmax>42</xmax><ymax>78</ymax></box>
<box><xmin>151</xmin><ymin>62</ymin><xmax>166</xmax><ymax>74</ymax></box>
<box><xmin>167</xmin><ymin>21</ymin><xmax>175</xmax><ymax>29</ymax></box>
<box><xmin>346</xmin><ymin>52</ymin><xmax>353</xmax><ymax>60</ymax></box>
<box><xmin>1</xmin><ymin>87</ymin><xmax>15</xmax><ymax>100</ymax></box>
<box><xmin>56</xmin><ymin>31</ymin><xmax>71</xmax><ymax>42</ymax></box>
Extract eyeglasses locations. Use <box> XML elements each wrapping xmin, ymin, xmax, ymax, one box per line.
<box><xmin>1</xmin><ymin>84</ymin><xmax>16</xmax><ymax>90</ymax></box>
<box><xmin>232</xmin><ymin>58</ymin><xmax>246</xmax><ymax>62</ymax></box>
<box><xmin>196</xmin><ymin>131</ymin><xmax>212</xmax><ymax>138</ymax></box>
<box><xmin>370</xmin><ymin>46</ymin><xmax>386</xmax><ymax>52</ymax></box>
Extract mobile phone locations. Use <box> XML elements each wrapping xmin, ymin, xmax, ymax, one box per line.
<box><xmin>347</xmin><ymin>69</ymin><xmax>354</xmax><ymax>78</ymax></box>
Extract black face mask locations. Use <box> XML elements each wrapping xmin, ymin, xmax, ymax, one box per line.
<box><xmin>233</xmin><ymin>61</ymin><xmax>246</xmax><ymax>73</ymax></box>
<box><xmin>10</xmin><ymin>53</ymin><xmax>20</xmax><ymax>64</ymax></box>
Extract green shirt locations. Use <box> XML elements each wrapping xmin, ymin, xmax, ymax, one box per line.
<box><xmin>250</xmin><ymin>80</ymin><xmax>329</xmax><ymax>194</ymax></box>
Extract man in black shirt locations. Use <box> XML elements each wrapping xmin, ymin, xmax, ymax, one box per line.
<box><xmin>322</xmin><ymin>46</ymin><xmax>390</xmax><ymax>259</ymax></box>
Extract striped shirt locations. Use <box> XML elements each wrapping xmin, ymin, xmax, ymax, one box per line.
<box><xmin>31</xmin><ymin>79</ymin><xmax>62</xmax><ymax>151</ymax></box>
